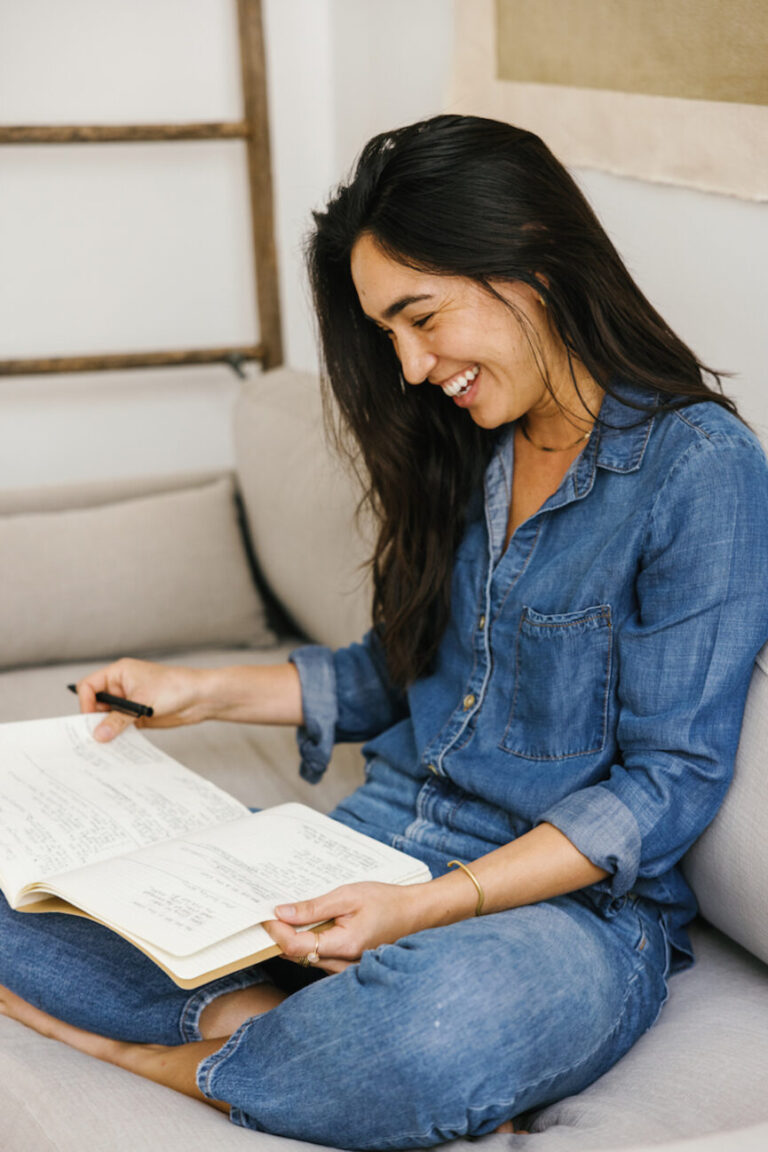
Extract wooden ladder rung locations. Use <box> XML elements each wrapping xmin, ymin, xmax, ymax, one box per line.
<box><xmin>0</xmin><ymin>123</ymin><xmax>250</xmax><ymax>145</ymax></box>
<box><xmin>0</xmin><ymin>345</ymin><xmax>265</xmax><ymax>377</ymax></box>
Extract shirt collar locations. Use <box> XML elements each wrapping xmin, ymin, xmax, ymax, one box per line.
<box><xmin>592</xmin><ymin>380</ymin><xmax>658</xmax><ymax>472</ymax></box>
<box><xmin>571</xmin><ymin>380</ymin><xmax>657</xmax><ymax>497</ymax></box>
<box><xmin>485</xmin><ymin>380</ymin><xmax>659</xmax><ymax>535</ymax></box>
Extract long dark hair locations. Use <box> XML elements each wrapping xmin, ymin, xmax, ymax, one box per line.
<box><xmin>307</xmin><ymin>114</ymin><xmax>736</xmax><ymax>688</ymax></box>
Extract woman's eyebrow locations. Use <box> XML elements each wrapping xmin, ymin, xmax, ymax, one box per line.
<box><xmin>381</xmin><ymin>293</ymin><xmax>435</xmax><ymax>321</ymax></box>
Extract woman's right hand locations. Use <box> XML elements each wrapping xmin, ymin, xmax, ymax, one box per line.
<box><xmin>71</xmin><ymin>658</ymin><xmax>211</xmax><ymax>743</ymax></box>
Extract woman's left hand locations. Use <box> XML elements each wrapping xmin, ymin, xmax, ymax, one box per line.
<box><xmin>262</xmin><ymin>881</ymin><xmax>425</xmax><ymax>973</ymax></box>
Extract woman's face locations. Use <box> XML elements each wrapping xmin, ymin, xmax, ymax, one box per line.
<box><xmin>350</xmin><ymin>232</ymin><xmax>565</xmax><ymax>430</ymax></box>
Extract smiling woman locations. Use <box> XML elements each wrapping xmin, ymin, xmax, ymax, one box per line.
<box><xmin>2</xmin><ymin>115</ymin><xmax>768</xmax><ymax>1150</ymax></box>
<box><xmin>310</xmin><ymin>114</ymin><xmax>737</xmax><ymax>687</ymax></box>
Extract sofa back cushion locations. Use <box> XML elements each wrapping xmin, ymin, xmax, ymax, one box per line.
<box><xmin>683</xmin><ymin>644</ymin><xmax>768</xmax><ymax>966</ymax></box>
<box><xmin>0</xmin><ymin>476</ymin><xmax>276</xmax><ymax>670</ymax></box>
<box><xmin>234</xmin><ymin>368</ymin><xmax>373</xmax><ymax>649</ymax></box>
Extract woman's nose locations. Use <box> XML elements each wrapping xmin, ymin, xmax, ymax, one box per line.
<box><xmin>397</xmin><ymin>334</ymin><xmax>438</xmax><ymax>385</ymax></box>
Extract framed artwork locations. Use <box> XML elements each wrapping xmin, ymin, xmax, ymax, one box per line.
<box><xmin>450</xmin><ymin>0</ymin><xmax>768</xmax><ymax>199</ymax></box>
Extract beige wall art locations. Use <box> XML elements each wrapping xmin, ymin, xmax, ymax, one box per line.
<box><xmin>450</xmin><ymin>0</ymin><xmax>768</xmax><ymax>199</ymax></box>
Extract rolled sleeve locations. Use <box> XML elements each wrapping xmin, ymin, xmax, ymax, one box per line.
<box><xmin>289</xmin><ymin>645</ymin><xmax>338</xmax><ymax>783</ymax></box>
<box><xmin>290</xmin><ymin>631</ymin><xmax>409</xmax><ymax>783</ymax></box>
<box><xmin>539</xmin><ymin>785</ymin><xmax>641</xmax><ymax>899</ymax></box>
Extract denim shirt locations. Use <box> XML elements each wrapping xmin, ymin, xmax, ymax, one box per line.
<box><xmin>290</xmin><ymin>384</ymin><xmax>768</xmax><ymax>971</ymax></box>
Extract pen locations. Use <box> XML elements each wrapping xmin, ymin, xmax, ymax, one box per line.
<box><xmin>67</xmin><ymin>684</ymin><xmax>154</xmax><ymax>719</ymax></box>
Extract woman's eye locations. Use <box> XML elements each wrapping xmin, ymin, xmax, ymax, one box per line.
<box><xmin>412</xmin><ymin>314</ymin><xmax>434</xmax><ymax>329</ymax></box>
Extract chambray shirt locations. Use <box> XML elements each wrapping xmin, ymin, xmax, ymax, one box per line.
<box><xmin>290</xmin><ymin>383</ymin><xmax>768</xmax><ymax>971</ymax></box>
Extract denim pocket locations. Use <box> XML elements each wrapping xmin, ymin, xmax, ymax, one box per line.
<box><xmin>500</xmin><ymin>603</ymin><xmax>612</xmax><ymax>760</ymax></box>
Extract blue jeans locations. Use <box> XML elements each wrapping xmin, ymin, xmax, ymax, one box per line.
<box><xmin>0</xmin><ymin>886</ymin><xmax>669</xmax><ymax>1149</ymax></box>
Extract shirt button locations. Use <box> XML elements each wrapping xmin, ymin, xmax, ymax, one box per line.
<box><xmin>427</xmin><ymin>763</ymin><xmax>438</xmax><ymax>775</ymax></box>
<box><xmin>478</xmin><ymin>615</ymin><xmax>486</xmax><ymax>630</ymax></box>
<box><xmin>463</xmin><ymin>693</ymin><xmax>476</xmax><ymax>710</ymax></box>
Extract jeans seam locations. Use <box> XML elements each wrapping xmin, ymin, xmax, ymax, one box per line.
<box><xmin>196</xmin><ymin>1019</ymin><xmax>253</xmax><ymax>1099</ymax></box>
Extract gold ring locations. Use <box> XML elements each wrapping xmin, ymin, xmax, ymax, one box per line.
<box><xmin>298</xmin><ymin>955</ymin><xmax>310</xmax><ymax>967</ymax></box>
<box><xmin>306</xmin><ymin>931</ymin><xmax>322</xmax><ymax>964</ymax></box>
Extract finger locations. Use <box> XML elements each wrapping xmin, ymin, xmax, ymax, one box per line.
<box><xmin>315</xmin><ymin>958</ymin><xmax>356</xmax><ymax>974</ymax></box>
<box><xmin>263</xmin><ymin>918</ymin><xmax>359</xmax><ymax>965</ymax></box>
<box><xmin>75</xmin><ymin>664</ymin><xmax>131</xmax><ymax>715</ymax></box>
<box><xmin>274</xmin><ymin>888</ymin><xmax>355</xmax><ymax>926</ymax></box>
<box><xmin>298</xmin><ymin>923</ymin><xmax>353</xmax><ymax>959</ymax></box>
<box><xmin>72</xmin><ymin>679</ymin><xmax>106</xmax><ymax>715</ymax></box>
<box><xmin>92</xmin><ymin>710</ymin><xmax>136</xmax><ymax>743</ymax></box>
<box><xmin>261</xmin><ymin>919</ymin><xmax>316</xmax><ymax>960</ymax></box>
<box><xmin>261</xmin><ymin>920</ymin><xmax>339</xmax><ymax>965</ymax></box>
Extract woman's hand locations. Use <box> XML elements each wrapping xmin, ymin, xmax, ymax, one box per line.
<box><xmin>263</xmin><ymin>881</ymin><xmax>427</xmax><ymax>974</ymax></box>
<box><xmin>71</xmin><ymin>658</ymin><xmax>212</xmax><ymax>743</ymax></box>
<box><xmin>72</xmin><ymin>659</ymin><xmax>304</xmax><ymax>743</ymax></box>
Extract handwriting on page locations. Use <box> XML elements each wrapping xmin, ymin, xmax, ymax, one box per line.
<box><xmin>0</xmin><ymin>715</ymin><xmax>245</xmax><ymax>892</ymax></box>
<box><xmin>47</xmin><ymin>810</ymin><xmax>417</xmax><ymax>955</ymax></box>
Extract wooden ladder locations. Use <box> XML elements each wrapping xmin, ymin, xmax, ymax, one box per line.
<box><xmin>0</xmin><ymin>0</ymin><xmax>282</xmax><ymax>378</ymax></box>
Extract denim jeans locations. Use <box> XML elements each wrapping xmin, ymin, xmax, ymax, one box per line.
<box><xmin>0</xmin><ymin>884</ymin><xmax>669</xmax><ymax>1149</ymax></box>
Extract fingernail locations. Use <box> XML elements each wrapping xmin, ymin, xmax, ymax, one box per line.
<box><xmin>276</xmin><ymin>905</ymin><xmax>295</xmax><ymax>916</ymax></box>
<box><xmin>93</xmin><ymin>723</ymin><xmax>112</xmax><ymax>742</ymax></box>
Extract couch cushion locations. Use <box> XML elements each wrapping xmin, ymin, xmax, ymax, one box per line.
<box><xmin>682</xmin><ymin>644</ymin><xmax>768</xmax><ymax>966</ymax></box>
<box><xmin>234</xmin><ymin>368</ymin><xmax>374</xmax><ymax>649</ymax></box>
<box><xmin>0</xmin><ymin>477</ymin><xmax>276</xmax><ymax>670</ymax></box>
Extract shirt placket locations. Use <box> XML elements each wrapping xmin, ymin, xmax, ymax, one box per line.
<box><xmin>420</xmin><ymin>435</ymin><xmax>540</xmax><ymax>779</ymax></box>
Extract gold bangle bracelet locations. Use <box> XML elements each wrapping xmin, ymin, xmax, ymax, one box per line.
<box><xmin>447</xmin><ymin>860</ymin><xmax>485</xmax><ymax>917</ymax></box>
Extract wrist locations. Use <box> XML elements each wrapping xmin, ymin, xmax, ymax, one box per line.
<box><xmin>202</xmin><ymin>663</ymin><xmax>303</xmax><ymax>726</ymax></box>
<box><xmin>404</xmin><ymin>868</ymin><xmax>480</xmax><ymax>932</ymax></box>
<box><xmin>193</xmin><ymin>667</ymin><xmax>229</xmax><ymax>723</ymax></box>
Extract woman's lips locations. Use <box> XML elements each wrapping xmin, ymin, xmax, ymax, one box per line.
<box><xmin>438</xmin><ymin>364</ymin><xmax>480</xmax><ymax>398</ymax></box>
<box><xmin>449</xmin><ymin>366</ymin><xmax>481</xmax><ymax>407</ymax></box>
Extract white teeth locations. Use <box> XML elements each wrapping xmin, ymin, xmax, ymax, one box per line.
<box><xmin>441</xmin><ymin>365</ymin><xmax>479</xmax><ymax>398</ymax></box>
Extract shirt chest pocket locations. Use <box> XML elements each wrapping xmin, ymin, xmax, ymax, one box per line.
<box><xmin>500</xmin><ymin>604</ymin><xmax>612</xmax><ymax>760</ymax></box>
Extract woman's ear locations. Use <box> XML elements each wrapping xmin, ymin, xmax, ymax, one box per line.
<box><xmin>533</xmin><ymin>274</ymin><xmax>549</xmax><ymax>308</ymax></box>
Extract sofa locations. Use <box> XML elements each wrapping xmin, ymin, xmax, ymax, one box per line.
<box><xmin>1</xmin><ymin>367</ymin><xmax>767</xmax><ymax>1152</ymax></box>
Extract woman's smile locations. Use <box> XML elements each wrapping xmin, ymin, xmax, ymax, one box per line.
<box><xmin>433</xmin><ymin>363</ymin><xmax>480</xmax><ymax>399</ymax></box>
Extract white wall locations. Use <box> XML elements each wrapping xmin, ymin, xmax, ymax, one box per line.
<box><xmin>0</xmin><ymin>0</ymin><xmax>765</xmax><ymax>489</ymax></box>
<box><xmin>574</xmin><ymin>169</ymin><xmax>768</xmax><ymax>441</ymax></box>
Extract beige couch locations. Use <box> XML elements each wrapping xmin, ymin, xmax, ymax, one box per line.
<box><xmin>1</xmin><ymin>368</ymin><xmax>767</xmax><ymax>1152</ymax></box>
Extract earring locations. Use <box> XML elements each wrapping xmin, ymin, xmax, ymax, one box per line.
<box><xmin>399</xmin><ymin>372</ymin><xmax>407</xmax><ymax>395</ymax></box>
<box><xmin>537</xmin><ymin>294</ymin><xmax>547</xmax><ymax>308</ymax></box>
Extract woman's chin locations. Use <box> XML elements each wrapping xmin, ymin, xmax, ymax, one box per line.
<box><xmin>466</xmin><ymin>403</ymin><xmax>509</xmax><ymax>430</ymax></box>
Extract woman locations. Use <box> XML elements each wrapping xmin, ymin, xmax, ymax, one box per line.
<box><xmin>2</xmin><ymin>115</ymin><xmax>768</xmax><ymax>1147</ymax></box>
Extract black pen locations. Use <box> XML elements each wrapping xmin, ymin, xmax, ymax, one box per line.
<box><xmin>67</xmin><ymin>684</ymin><xmax>154</xmax><ymax>719</ymax></box>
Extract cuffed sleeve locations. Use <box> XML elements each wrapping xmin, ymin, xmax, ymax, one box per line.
<box><xmin>289</xmin><ymin>645</ymin><xmax>338</xmax><ymax>783</ymax></box>
<box><xmin>331</xmin><ymin>628</ymin><xmax>409</xmax><ymax>740</ymax></box>
<box><xmin>541</xmin><ymin>785</ymin><xmax>641</xmax><ymax>898</ymax></box>
<box><xmin>540</xmin><ymin>437</ymin><xmax>768</xmax><ymax>898</ymax></box>
<box><xmin>290</xmin><ymin>631</ymin><xmax>409</xmax><ymax>783</ymax></box>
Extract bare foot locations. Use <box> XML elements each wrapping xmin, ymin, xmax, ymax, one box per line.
<box><xmin>0</xmin><ymin>982</ymin><xmax>141</xmax><ymax>1063</ymax></box>
<box><xmin>0</xmin><ymin>982</ymin><xmax>228</xmax><ymax>1112</ymax></box>
<box><xmin>495</xmin><ymin>1119</ymin><xmax>529</xmax><ymax>1134</ymax></box>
